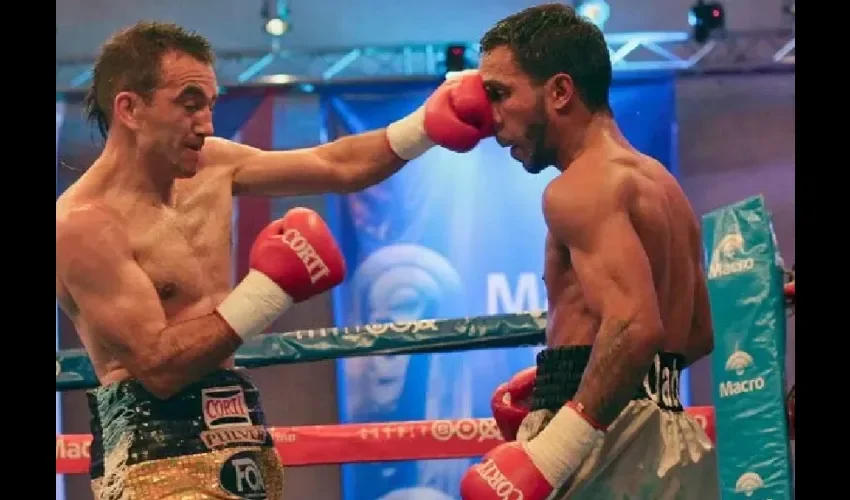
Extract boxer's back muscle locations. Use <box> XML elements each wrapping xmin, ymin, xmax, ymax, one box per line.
<box><xmin>544</xmin><ymin>153</ymin><xmax>711</xmax><ymax>359</ymax></box>
<box><xmin>56</xmin><ymin>163</ymin><xmax>236</xmax><ymax>385</ymax></box>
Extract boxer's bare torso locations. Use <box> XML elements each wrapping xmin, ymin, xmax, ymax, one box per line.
<box><xmin>543</xmin><ymin>139</ymin><xmax>713</xmax><ymax>364</ymax></box>
<box><xmin>56</xmin><ymin>151</ymin><xmax>237</xmax><ymax>386</ymax></box>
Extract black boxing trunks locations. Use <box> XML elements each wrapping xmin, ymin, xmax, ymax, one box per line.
<box><xmin>86</xmin><ymin>369</ymin><xmax>284</xmax><ymax>500</ymax></box>
<box><xmin>519</xmin><ymin>346</ymin><xmax>718</xmax><ymax>499</ymax></box>
<box><xmin>530</xmin><ymin>346</ymin><xmax>686</xmax><ymax>412</ymax></box>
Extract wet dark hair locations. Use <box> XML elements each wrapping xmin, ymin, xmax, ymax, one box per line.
<box><xmin>83</xmin><ymin>21</ymin><xmax>215</xmax><ymax>138</ymax></box>
<box><xmin>480</xmin><ymin>3</ymin><xmax>612</xmax><ymax>113</ymax></box>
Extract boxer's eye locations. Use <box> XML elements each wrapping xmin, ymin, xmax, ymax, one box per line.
<box><xmin>488</xmin><ymin>88</ymin><xmax>507</xmax><ymax>102</ymax></box>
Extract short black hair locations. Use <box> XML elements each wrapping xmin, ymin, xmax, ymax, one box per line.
<box><xmin>480</xmin><ymin>3</ymin><xmax>612</xmax><ymax>113</ymax></box>
<box><xmin>83</xmin><ymin>21</ymin><xmax>215</xmax><ymax>138</ymax></box>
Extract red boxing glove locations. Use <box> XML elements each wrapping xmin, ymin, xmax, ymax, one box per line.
<box><xmin>249</xmin><ymin>208</ymin><xmax>346</xmax><ymax>301</ymax></box>
<box><xmin>386</xmin><ymin>70</ymin><xmax>494</xmax><ymax>160</ymax></box>
<box><xmin>491</xmin><ymin>367</ymin><xmax>537</xmax><ymax>441</ymax></box>
<box><xmin>461</xmin><ymin>403</ymin><xmax>605</xmax><ymax>500</ymax></box>
<box><xmin>423</xmin><ymin>70</ymin><xmax>494</xmax><ymax>152</ymax></box>
<box><xmin>216</xmin><ymin>208</ymin><xmax>346</xmax><ymax>340</ymax></box>
<box><xmin>460</xmin><ymin>443</ymin><xmax>554</xmax><ymax>500</ymax></box>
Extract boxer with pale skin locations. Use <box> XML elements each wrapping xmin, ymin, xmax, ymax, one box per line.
<box><xmin>460</xmin><ymin>5</ymin><xmax>719</xmax><ymax>499</ymax></box>
<box><xmin>55</xmin><ymin>22</ymin><xmax>493</xmax><ymax>499</ymax></box>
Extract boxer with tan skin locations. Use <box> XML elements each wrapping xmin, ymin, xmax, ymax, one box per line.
<box><xmin>56</xmin><ymin>21</ymin><xmax>493</xmax><ymax>499</ymax></box>
<box><xmin>461</xmin><ymin>5</ymin><xmax>718</xmax><ymax>499</ymax></box>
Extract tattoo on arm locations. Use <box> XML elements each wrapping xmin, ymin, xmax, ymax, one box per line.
<box><xmin>573</xmin><ymin>318</ymin><xmax>655</xmax><ymax>427</ymax></box>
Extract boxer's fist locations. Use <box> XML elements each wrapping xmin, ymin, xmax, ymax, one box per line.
<box><xmin>386</xmin><ymin>70</ymin><xmax>494</xmax><ymax>160</ymax></box>
<box><xmin>423</xmin><ymin>71</ymin><xmax>494</xmax><ymax>153</ymax></box>
<box><xmin>250</xmin><ymin>208</ymin><xmax>346</xmax><ymax>302</ymax></box>
<box><xmin>491</xmin><ymin>367</ymin><xmax>537</xmax><ymax>441</ymax></box>
<box><xmin>216</xmin><ymin>208</ymin><xmax>346</xmax><ymax>339</ymax></box>
<box><xmin>460</xmin><ymin>443</ymin><xmax>553</xmax><ymax>500</ymax></box>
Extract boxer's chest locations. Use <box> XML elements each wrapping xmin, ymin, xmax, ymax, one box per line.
<box><xmin>129</xmin><ymin>177</ymin><xmax>235</xmax><ymax>318</ymax></box>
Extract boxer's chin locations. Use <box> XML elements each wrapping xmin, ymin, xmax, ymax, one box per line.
<box><xmin>511</xmin><ymin>146</ymin><xmax>531</xmax><ymax>167</ymax></box>
<box><xmin>524</xmin><ymin>162</ymin><xmax>547</xmax><ymax>174</ymax></box>
<box><xmin>512</xmin><ymin>146</ymin><xmax>547</xmax><ymax>174</ymax></box>
<box><xmin>174</xmin><ymin>152</ymin><xmax>201</xmax><ymax>178</ymax></box>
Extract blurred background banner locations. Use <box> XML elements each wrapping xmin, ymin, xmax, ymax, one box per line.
<box><xmin>324</xmin><ymin>73</ymin><xmax>682</xmax><ymax>500</ymax></box>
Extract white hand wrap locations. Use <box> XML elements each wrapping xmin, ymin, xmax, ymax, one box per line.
<box><xmin>524</xmin><ymin>404</ymin><xmax>605</xmax><ymax>487</ymax></box>
<box><xmin>385</xmin><ymin>106</ymin><xmax>434</xmax><ymax>160</ymax></box>
<box><xmin>216</xmin><ymin>270</ymin><xmax>294</xmax><ymax>340</ymax></box>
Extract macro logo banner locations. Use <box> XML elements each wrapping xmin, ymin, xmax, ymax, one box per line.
<box><xmin>324</xmin><ymin>75</ymin><xmax>679</xmax><ymax>500</ymax></box>
<box><xmin>702</xmin><ymin>195</ymin><xmax>792</xmax><ymax>499</ymax></box>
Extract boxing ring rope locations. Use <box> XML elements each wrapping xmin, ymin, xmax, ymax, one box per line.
<box><xmin>54</xmin><ymin>312</ymin><xmax>549</xmax><ymax>474</ymax></box>
<box><xmin>56</xmin><ymin>313</ymin><xmax>549</xmax><ymax>391</ymax></box>
<box><xmin>56</xmin><ymin>297</ymin><xmax>796</xmax><ymax>475</ymax></box>
<box><xmin>56</xmin><ymin>409</ymin><xmax>718</xmax><ymax>475</ymax></box>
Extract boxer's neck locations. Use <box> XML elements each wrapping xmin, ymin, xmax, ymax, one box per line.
<box><xmin>99</xmin><ymin>132</ymin><xmax>175</xmax><ymax>205</ymax></box>
<box><xmin>553</xmin><ymin>111</ymin><xmax>623</xmax><ymax>170</ymax></box>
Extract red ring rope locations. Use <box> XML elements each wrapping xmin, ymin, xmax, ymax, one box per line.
<box><xmin>55</xmin><ymin>406</ymin><xmax>717</xmax><ymax>475</ymax></box>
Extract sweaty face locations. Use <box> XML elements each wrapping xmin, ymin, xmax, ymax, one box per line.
<box><xmin>480</xmin><ymin>46</ymin><xmax>557</xmax><ymax>174</ymax></box>
<box><xmin>134</xmin><ymin>52</ymin><xmax>218</xmax><ymax>178</ymax></box>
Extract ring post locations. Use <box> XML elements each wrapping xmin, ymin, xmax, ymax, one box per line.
<box><xmin>702</xmin><ymin>195</ymin><xmax>792</xmax><ymax>499</ymax></box>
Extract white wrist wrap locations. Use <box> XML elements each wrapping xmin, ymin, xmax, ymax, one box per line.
<box><xmin>524</xmin><ymin>405</ymin><xmax>605</xmax><ymax>487</ymax></box>
<box><xmin>216</xmin><ymin>270</ymin><xmax>294</xmax><ymax>340</ymax></box>
<box><xmin>385</xmin><ymin>106</ymin><xmax>434</xmax><ymax>160</ymax></box>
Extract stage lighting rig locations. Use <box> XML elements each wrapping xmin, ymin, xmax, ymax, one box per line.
<box><xmin>688</xmin><ymin>1</ymin><xmax>725</xmax><ymax>43</ymax></box>
<box><xmin>576</xmin><ymin>0</ymin><xmax>611</xmax><ymax>30</ymax></box>
<box><xmin>262</xmin><ymin>0</ymin><xmax>291</xmax><ymax>37</ymax></box>
<box><xmin>445</xmin><ymin>44</ymin><xmax>469</xmax><ymax>73</ymax></box>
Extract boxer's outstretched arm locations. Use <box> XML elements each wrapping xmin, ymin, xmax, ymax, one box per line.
<box><xmin>543</xmin><ymin>175</ymin><xmax>664</xmax><ymax>428</ymax></box>
<box><xmin>206</xmin><ymin>131</ymin><xmax>407</xmax><ymax>198</ymax></box>
<box><xmin>56</xmin><ymin>207</ymin><xmax>242</xmax><ymax>399</ymax></box>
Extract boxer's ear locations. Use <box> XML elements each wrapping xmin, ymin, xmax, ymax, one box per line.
<box><xmin>546</xmin><ymin>73</ymin><xmax>574</xmax><ymax>112</ymax></box>
<box><xmin>113</xmin><ymin>91</ymin><xmax>141</xmax><ymax>131</ymax></box>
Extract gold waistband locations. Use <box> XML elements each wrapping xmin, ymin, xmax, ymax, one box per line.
<box><xmin>91</xmin><ymin>446</ymin><xmax>284</xmax><ymax>500</ymax></box>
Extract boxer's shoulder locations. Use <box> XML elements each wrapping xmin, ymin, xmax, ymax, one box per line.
<box><xmin>200</xmin><ymin>136</ymin><xmax>263</xmax><ymax>172</ymax></box>
<box><xmin>542</xmin><ymin>163</ymin><xmax>634</xmax><ymax>233</ymax></box>
<box><xmin>57</xmin><ymin>201</ymin><xmax>126</xmax><ymax>239</ymax></box>
<box><xmin>57</xmin><ymin>202</ymin><xmax>130</xmax><ymax>269</ymax></box>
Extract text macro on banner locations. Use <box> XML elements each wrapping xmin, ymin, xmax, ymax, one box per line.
<box><xmin>703</xmin><ymin>196</ymin><xmax>793</xmax><ymax>500</ymax></box>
